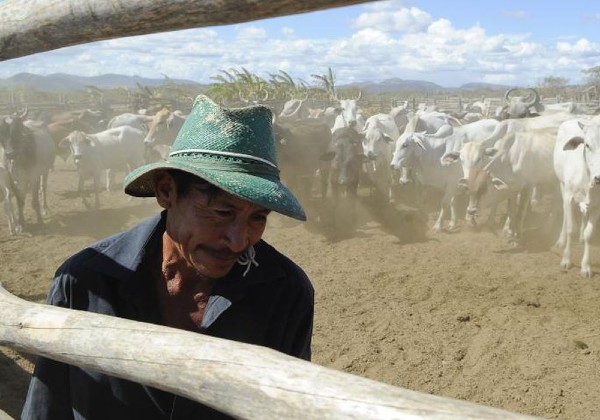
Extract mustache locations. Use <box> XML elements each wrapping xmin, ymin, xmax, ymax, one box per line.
<box><xmin>197</xmin><ymin>245</ymin><xmax>243</xmax><ymax>260</ymax></box>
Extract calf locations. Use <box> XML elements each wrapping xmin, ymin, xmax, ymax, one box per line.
<box><xmin>46</xmin><ymin>118</ymin><xmax>94</xmax><ymax>161</ymax></box>
<box><xmin>554</xmin><ymin>118</ymin><xmax>600</xmax><ymax>277</ymax></box>
<box><xmin>60</xmin><ymin>126</ymin><xmax>145</xmax><ymax>208</ymax></box>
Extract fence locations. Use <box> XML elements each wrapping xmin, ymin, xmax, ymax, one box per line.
<box><xmin>0</xmin><ymin>285</ymin><xmax>539</xmax><ymax>419</ymax></box>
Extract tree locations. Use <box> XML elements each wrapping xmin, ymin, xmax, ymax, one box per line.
<box><xmin>537</xmin><ymin>75</ymin><xmax>568</xmax><ymax>98</ymax></box>
<box><xmin>582</xmin><ymin>65</ymin><xmax>600</xmax><ymax>88</ymax></box>
<box><xmin>206</xmin><ymin>67</ymin><xmax>269</xmax><ymax>105</ymax></box>
<box><xmin>310</xmin><ymin>67</ymin><xmax>336</xmax><ymax>99</ymax></box>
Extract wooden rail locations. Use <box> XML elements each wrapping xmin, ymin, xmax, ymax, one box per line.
<box><xmin>0</xmin><ymin>0</ymin><xmax>376</xmax><ymax>61</ymax></box>
<box><xmin>0</xmin><ymin>285</ymin><xmax>539</xmax><ymax>419</ymax></box>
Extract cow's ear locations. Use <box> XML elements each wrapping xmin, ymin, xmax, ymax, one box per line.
<box><xmin>383</xmin><ymin>135</ymin><xmax>394</xmax><ymax>144</ymax></box>
<box><xmin>84</xmin><ymin>136</ymin><xmax>94</xmax><ymax>146</ymax></box>
<box><xmin>563</xmin><ymin>137</ymin><xmax>584</xmax><ymax>151</ymax></box>
<box><xmin>320</xmin><ymin>151</ymin><xmax>335</xmax><ymax>161</ymax></box>
<box><xmin>490</xmin><ymin>177</ymin><xmax>508</xmax><ymax>190</ymax></box>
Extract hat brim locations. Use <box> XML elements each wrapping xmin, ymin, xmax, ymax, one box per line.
<box><xmin>124</xmin><ymin>158</ymin><xmax>307</xmax><ymax>221</ymax></box>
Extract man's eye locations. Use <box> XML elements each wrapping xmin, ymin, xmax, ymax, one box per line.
<box><xmin>252</xmin><ymin>213</ymin><xmax>269</xmax><ymax>224</ymax></box>
<box><xmin>214</xmin><ymin>209</ymin><xmax>233</xmax><ymax>217</ymax></box>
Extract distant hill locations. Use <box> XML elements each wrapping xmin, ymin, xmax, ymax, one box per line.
<box><xmin>0</xmin><ymin>73</ymin><xmax>511</xmax><ymax>94</ymax></box>
<box><xmin>0</xmin><ymin>72</ymin><xmax>206</xmax><ymax>92</ymax></box>
<box><xmin>459</xmin><ymin>82</ymin><xmax>511</xmax><ymax>91</ymax></box>
<box><xmin>340</xmin><ymin>78</ymin><xmax>510</xmax><ymax>94</ymax></box>
<box><xmin>344</xmin><ymin>78</ymin><xmax>446</xmax><ymax>93</ymax></box>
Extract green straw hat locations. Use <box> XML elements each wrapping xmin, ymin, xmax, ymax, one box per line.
<box><xmin>124</xmin><ymin>95</ymin><xmax>306</xmax><ymax>221</ymax></box>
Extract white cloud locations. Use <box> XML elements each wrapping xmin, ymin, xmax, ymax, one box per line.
<box><xmin>500</xmin><ymin>10</ymin><xmax>528</xmax><ymax>19</ymax></box>
<box><xmin>556</xmin><ymin>38</ymin><xmax>599</xmax><ymax>56</ymax></box>
<box><xmin>355</xmin><ymin>6</ymin><xmax>432</xmax><ymax>33</ymax></box>
<box><xmin>0</xmin><ymin>2</ymin><xmax>594</xmax><ymax>88</ymax></box>
<box><xmin>234</xmin><ymin>26</ymin><xmax>268</xmax><ymax>41</ymax></box>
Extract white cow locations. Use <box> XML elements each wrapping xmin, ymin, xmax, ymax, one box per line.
<box><xmin>332</xmin><ymin>92</ymin><xmax>365</xmax><ymax>132</ymax></box>
<box><xmin>390</xmin><ymin>131</ymin><xmax>463</xmax><ymax>231</ymax></box>
<box><xmin>107</xmin><ymin>112</ymin><xmax>155</xmax><ymax>132</ymax></box>
<box><xmin>390</xmin><ymin>102</ymin><xmax>411</xmax><ymax>134</ymax></box>
<box><xmin>554</xmin><ymin>118</ymin><xmax>600</xmax><ymax>277</ymax></box>
<box><xmin>361</xmin><ymin>114</ymin><xmax>400</xmax><ymax>202</ymax></box>
<box><xmin>464</xmin><ymin>126</ymin><xmax>559</xmax><ymax>243</ymax></box>
<box><xmin>60</xmin><ymin>126</ymin><xmax>145</xmax><ymax>208</ymax></box>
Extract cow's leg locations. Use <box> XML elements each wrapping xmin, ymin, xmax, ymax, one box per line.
<box><xmin>560</xmin><ymin>192</ymin><xmax>575</xmax><ymax>271</ymax></box>
<box><xmin>555</xmin><ymin>183</ymin><xmax>569</xmax><ymax>249</ymax></box>
<box><xmin>580</xmin><ymin>206</ymin><xmax>600</xmax><ymax>278</ymax></box>
<box><xmin>503</xmin><ymin>195</ymin><xmax>517</xmax><ymax>237</ymax></box>
<box><xmin>447</xmin><ymin>195</ymin><xmax>458</xmax><ymax>231</ymax></box>
<box><xmin>432</xmin><ymin>204</ymin><xmax>445</xmax><ymax>232</ymax></box>
<box><xmin>530</xmin><ymin>185</ymin><xmax>540</xmax><ymax>207</ymax></box>
<box><xmin>40</xmin><ymin>171</ymin><xmax>50</xmax><ymax>217</ymax></box>
<box><xmin>1</xmin><ymin>184</ymin><xmax>17</xmax><ymax>235</ymax></box>
<box><xmin>13</xmin><ymin>187</ymin><xmax>25</xmax><ymax>233</ymax></box>
<box><xmin>509</xmin><ymin>186</ymin><xmax>531</xmax><ymax>246</ymax></box>
<box><xmin>31</xmin><ymin>177</ymin><xmax>43</xmax><ymax>225</ymax></box>
<box><xmin>93</xmin><ymin>173</ymin><xmax>101</xmax><ymax>209</ymax></box>
<box><xmin>105</xmin><ymin>169</ymin><xmax>113</xmax><ymax>191</ymax></box>
<box><xmin>78</xmin><ymin>174</ymin><xmax>91</xmax><ymax>209</ymax></box>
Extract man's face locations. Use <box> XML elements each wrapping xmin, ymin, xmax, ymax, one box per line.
<box><xmin>155</xmin><ymin>172</ymin><xmax>270</xmax><ymax>279</ymax></box>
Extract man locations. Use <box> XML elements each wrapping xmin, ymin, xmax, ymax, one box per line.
<box><xmin>21</xmin><ymin>95</ymin><xmax>314</xmax><ymax>419</ymax></box>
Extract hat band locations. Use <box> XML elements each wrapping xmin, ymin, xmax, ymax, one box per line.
<box><xmin>170</xmin><ymin>148</ymin><xmax>278</xmax><ymax>169</ymax></box>
<box><xmin>169</xmin><ymin>149</ymin><xmax>280</xmax><ymax>177</ymax></box>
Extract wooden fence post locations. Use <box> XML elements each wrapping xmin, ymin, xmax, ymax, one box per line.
<box><xmin>0</xmin><ymin>285</ymin><xmax>539</xmax><ymax>419</ymax></box>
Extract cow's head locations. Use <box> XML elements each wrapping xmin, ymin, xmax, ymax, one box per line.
<box><xmin>565</xmin><ymin>121</ymin><xmax>600</xmax><ymax>187</ymax></box>
<box><xmin>1</xmin><ymin>109</ymin><xmax>31</xmax><ymax>164</ymax></box>
<box><xmin>500</xmin><ymin>88</ymin><xmax>541</xmax><ymax>119</ymax></box>
<box><xmin>390</xmin><ymin>132</ymin><xmax>426</xmax><ymax>172</ymax></box>
<box><xmin>60</xmin><ymin>131</ymin><xmax>94</xmax><ymax>165</ymax></box>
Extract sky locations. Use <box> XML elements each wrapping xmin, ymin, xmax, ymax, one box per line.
<box><xmin>0</xmin><ymin>0</ymin><xmax>599</xmax><ymax>88</ymax></box>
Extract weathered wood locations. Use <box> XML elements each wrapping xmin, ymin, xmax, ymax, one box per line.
<box><xmin>0</xmin><ymin>0</ymin><xmax>375</xmax><ymax>61</ymax></box>
<box><xmin>0</xmin><ymin>408</ymin><xmax>14</xmax><ymax>420</ymax></box>
<box><xmin>0</xmin><ymin>285</ymin><xmax>538</xmax><ymax>419</ymax></box>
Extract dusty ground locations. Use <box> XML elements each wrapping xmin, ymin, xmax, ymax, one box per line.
<box><xmin>2</xmin><ymin>159</ymin><xmax>600</xmax><ymax>419</ymax></box>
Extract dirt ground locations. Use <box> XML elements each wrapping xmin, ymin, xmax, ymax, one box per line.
<box><xmin>2</xmin><ymin>159</ymin><xmax>600</xmax><ymax>419</ymax></box>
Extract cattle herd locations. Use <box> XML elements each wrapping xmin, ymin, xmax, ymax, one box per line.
<box><xmin>1</xmin><ymin>88</ymin><xmax>600</xmax><ymax>278</ymax></box>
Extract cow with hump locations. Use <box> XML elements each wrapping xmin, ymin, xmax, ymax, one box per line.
<box><xmin>554</xmin><ymin>117</ymin><xmax>600</xmax><ymax>278</ymax></box>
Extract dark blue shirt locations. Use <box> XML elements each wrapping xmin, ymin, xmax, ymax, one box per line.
<box><xmin>21</xmin><ymin>212</ymin><xmax>314</xmax><ymax>419</ymax></box>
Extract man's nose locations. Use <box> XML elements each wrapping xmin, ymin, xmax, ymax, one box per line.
<box><xmin>225</xmin><ymin>219</ymin><xmax>249</xmax><ymax>253</ymax></box>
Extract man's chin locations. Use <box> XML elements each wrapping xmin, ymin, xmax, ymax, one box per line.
<box><xmin>194</xmin><ymin>258</ymin><xmax>237</xmax><ymax>280</ymax></box>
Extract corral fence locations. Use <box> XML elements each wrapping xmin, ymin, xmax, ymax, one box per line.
<box><xmin>2</xmin><ymin>94</ymin><xmax>597</xmax><ymax>122</ymax></box>
<box><xmin>0</xmin><ymin>0</ymin><xmax>570</xmax><ymax>418</ymax></box>
<box><xmin>0</xmin><ymin>285</ymin><xmax>539</xmax><ymax>419</ymax></box>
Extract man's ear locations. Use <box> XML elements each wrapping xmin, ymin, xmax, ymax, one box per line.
<box><xmin>153</xmin><ymin>170</ymin><xmax>176</xmax><ymax>209</ymax></box>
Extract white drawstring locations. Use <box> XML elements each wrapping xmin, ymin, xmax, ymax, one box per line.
<box><xmin>237</xmin><ymin>246</ymin><xmax>259</xmax><ymax>277</ymax></box>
